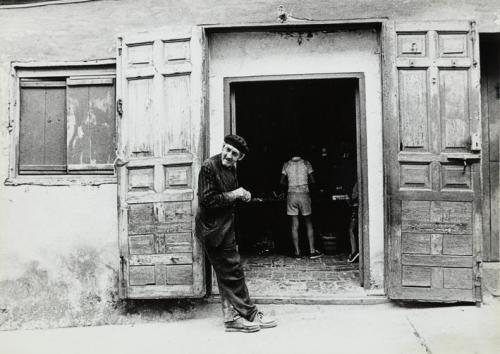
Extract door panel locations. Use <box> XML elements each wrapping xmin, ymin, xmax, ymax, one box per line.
<box><xmin>384</xmin><ymin>21</ymin><xmax>482</xmax><ymax>302</ymax></box>
<box><xmin>399</xmin><ymin>69</ymin><xmax>429</xmax><ymax>151</ymax></box>
<box><xmin>117</xmin><ymin>26</ymin><xmax>206</xmax><ymax>299</ymax></box>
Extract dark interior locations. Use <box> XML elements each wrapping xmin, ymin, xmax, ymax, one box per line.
<box><xmin>233</xmin><ymin>78</ymin><xmax>359</xmax><ymax>256</ymax></box>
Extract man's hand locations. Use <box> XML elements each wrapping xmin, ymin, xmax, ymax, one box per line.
<box><xmin>242</xmin><ymin>189</ymin><xmax>251</xmax><ymax>202</ymax></box>
<box><xmin>234</xmin><ymin>187</ymin><xmax>251</xmax><ymax>202</ymax></box>
<box><xmin>226</xmin><ymin>187</ymin><xmax>251</xmax><ymax>202</ymax></box>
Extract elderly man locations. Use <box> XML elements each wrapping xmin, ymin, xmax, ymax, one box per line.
<box><xmin>195</xmin><ymin>134</ymin><xmax>277</xmax><ymax>333</ymax></box>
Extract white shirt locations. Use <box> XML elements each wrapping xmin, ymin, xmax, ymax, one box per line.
<box><xmin>281</xmin><ymin>157</ymin><xmax>314</xmax><ymax>193</ymax></box>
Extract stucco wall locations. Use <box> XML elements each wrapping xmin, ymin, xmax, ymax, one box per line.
<box><xmin>0</xmin><ymin>185</ymin><xmax>118</xmax><ymax>329</ymax></box>
<box><xmin>208</xmin><ymin>29</ymin><xmax>384</xmax><ymax>288</ymax></box>
<box><xmin>0</xmin><ymin>0</ymin><xmax>499</xmax><ymax>328</ymax></box>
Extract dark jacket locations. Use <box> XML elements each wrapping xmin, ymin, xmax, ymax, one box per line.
<box><xmin>195</xmin><ymin>154</ymin><xmax>239</xmax><ymax>248</ymax></box>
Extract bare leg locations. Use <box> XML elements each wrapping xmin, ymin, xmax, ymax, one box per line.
<box><xmin>348</xmin><ymin>210</ymin><xmax>358</xmax><ymax>254</ymax></box>
<box><xmin>304</xmin><ymin>215</ymin><xmax>315</xmax><ymax>253</ymax></box>
<box><xmin>290</xmin><ymin>215</ymin><xmax>300</xmax><ymax>255</ymax></box>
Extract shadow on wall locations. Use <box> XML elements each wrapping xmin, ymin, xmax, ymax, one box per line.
<box><xmin>0</xmin><ymin>246</ymin><xmax>214</xmax><ymax>330</ymax></box>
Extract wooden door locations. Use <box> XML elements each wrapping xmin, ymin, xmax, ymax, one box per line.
<box><xmin>383</xmin><ymin>21</ymin><xmax>482</xmax><ymax>302</ymax></box>
<box><xmin>116</xmin><ymin>26</ymin><xmax>206</xmax><ymax>298</ymax></box>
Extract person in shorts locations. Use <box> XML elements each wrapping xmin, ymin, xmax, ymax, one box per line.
<box><xmin>280</xmin><ymin>147</ymin><xmax>323</xmax><ymax>260</ymax></box>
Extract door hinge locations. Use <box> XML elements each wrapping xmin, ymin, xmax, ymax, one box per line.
<box><xmin>474</xmin><ymin>259</ymin><xmax>482</xmax><ymax>283</ymax></box>
<box><xmin>474</xmin><ymin>258</ymin><xmax>482</xmax><ymax>304</ymax></box>
<box><xmin>6</xmin><ymin>100</ymin><xmax>13</xmax><ymax>133</ymax></box>
<box><xmin>470</xmin><ymin>21</ymin><xmax>478</xmax><ymax>67</ymax></box>
<box><xmin>119</xmin><ymin>255</ymin><xmax>127</xmax><ymax>297</ymax></box>
<box><xmin>117</xmin><ymin>99</ymin><xmax>123</xmax><ymax>117</ymax></box>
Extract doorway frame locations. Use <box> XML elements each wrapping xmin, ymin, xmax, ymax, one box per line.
<box><xmin>479</xmin><ymin>33</ymin><xmax>500</xmax><ymax>263</ymax></box>
<box><xmin>223</xmin><ymin>73</ymin><xmax>370</xmax><ymax>288</ymax></box>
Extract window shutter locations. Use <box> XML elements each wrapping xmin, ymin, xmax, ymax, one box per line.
<box><xmin>19</xmin><ymin>80</ymin><xmax>66</xmax><ymax>174</ymax></box>
<box><xmin>66</xmin><ymin>77</ymin><xmax>116</xmax><ymax>174</ymax></box>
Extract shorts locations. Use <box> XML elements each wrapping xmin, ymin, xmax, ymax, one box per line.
<box><xmin>287</xmin><ymin>192</ymin><xmax>312</xmax><ymax>216</ymax></box>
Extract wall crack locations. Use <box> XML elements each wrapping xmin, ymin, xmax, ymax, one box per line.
<box><xmin>406</xmin><ymin>316</ymin><xmax>432</xmax><ymax>354</ymax></box>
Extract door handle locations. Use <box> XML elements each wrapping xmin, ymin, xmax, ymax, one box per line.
<box><xmin>461</xmin><ymin>159</ymin><xmax>468</xmax><ymax>174</ymax></box>
<box><xmin>446</xmin><ymin>153</ymin><xmax>480</xmax><ymax>174</ymax></box>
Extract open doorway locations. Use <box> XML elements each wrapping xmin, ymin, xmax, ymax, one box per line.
<box><xmin>480</xmin><ymin>33</ymin><xmax>500</xmax><ymax>264</ymax></box>
<box><xmin>227</xmin><ymin>75</ymin><xmax>366</xmax><ymax>297</ymax></box>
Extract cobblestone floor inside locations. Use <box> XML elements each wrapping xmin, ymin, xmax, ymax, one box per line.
<box><xmin>241</xmin><ymin>253</ymin><xmax>364</xmax><ymax>298</ymax></box>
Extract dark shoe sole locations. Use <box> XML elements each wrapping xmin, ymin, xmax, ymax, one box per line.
<box><xmin>225</xmin><ymin>326</ymin><xmax>261</xmax><ymax>333</ymax></box>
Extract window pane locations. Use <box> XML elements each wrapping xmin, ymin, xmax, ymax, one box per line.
<box><xmin>66</xmin><ymin>78</ymin><xmax>116</xmax><ymax>174</ymax></box>
<box><xmin>89</xmin><ymin>84</ymin><xmax>116</xmax><ymax>166</ymax></box>
<box><xmin>19</xmin><ymin>84</ymin><xmax>66</xmax><ymax>174</ymax></box>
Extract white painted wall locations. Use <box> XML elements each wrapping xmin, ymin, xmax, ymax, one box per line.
<box><xmin>0</xmin><ymin>185</ymin><xmax>118</xmax><ymax>281</ymax></box>
<box><xmin>208</xmin><ymin>29</ymin><xmax>385</xmax><ymax>288</ymax></box>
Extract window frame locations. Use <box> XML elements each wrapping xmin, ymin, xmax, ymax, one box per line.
<box><xmin>6</xmin><ymin>60</ymin><xmax>118</xmax><ymax>186</ymax></box>
<box><xmin>0</xmin><ymin>1</ymin><xmax>98</xmax><ymax>10</ymax></box>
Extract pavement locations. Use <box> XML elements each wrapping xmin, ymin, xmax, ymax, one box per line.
<box><xmin>1</xmin><ymin>295</ymin><xmax>499</xmax><ymax>354</ymax></box>
<box><xmin>243</xmin><ymin>254</ymin><xmax>364</xmax><ymax>298</ymax></box>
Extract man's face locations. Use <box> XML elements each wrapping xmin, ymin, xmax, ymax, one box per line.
<box><xmin>221</xmin><ymin>143</ymin><xmax>243</xmax><ymax>168</ymax></box>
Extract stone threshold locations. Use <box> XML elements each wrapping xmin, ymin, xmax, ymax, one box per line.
<box><xmin>208</xmin><ymin>293</ymin><xmax>389</xmax><ymax>305</ymax></box>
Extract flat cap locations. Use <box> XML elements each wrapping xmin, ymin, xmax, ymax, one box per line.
<box><xmin>224</xmin><ymin>134</ymin><xmax>249</xmax><ymax>155</ymax></box>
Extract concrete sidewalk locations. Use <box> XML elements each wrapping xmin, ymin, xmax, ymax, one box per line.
<box><xmin>1</xmin><ymin>296</ymin><xmax>499</xmax><ymax>354</ymax></box>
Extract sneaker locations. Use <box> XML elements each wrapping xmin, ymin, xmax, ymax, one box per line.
<box><xmin>252</xmin><ymin>311</ymin><xmax>277</xmax><ymax>329</ymax></box>
<box><xmin>293</xmin><ymin>252</ymin><xmax>302</xmax><ymax>260</ymax></box>
<box><xmin>309</xmin><ymin>250</ymin><xmax>323</xmax><ymax>259</ymax></box>
<box><xmin>225</xmin><ymin>315</ymin><xmax>261</xmax><ymax>333</ymax></box>
<box><xmin>347</xmin><ymin>251</ymin><xmax>359</xmax><ymax>263</ymax></box>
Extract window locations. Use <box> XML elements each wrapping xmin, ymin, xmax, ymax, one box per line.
<box><xmin>14</xmin><ymin>66</ymin><xmax>116</xmax><ymax>178</ymax></box>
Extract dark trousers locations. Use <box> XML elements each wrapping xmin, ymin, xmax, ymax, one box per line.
<box><xmin>200</xmin><ymin>230</ymin><xmax>258</xmax><ymax>322</ymax></box>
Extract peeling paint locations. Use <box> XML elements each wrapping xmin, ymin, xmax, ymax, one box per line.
<box><xmin>91</xmin><ymin>93</ymin><xmax>111</xmax><ymax>112</ymax></box>
<box><xmin>76</xmin><ymin>125</ymin><xmax>84</xmax><ymax>139</ymax></box>
<box><xmin>278</xmin><ymin>31</ymin><xmax>317</xmax><ymax>45</ymax></box>
<box><xmin>0</xmin><ymin>248</ymin><xmax>212</xmax><ymax>330</ymax></box>
<box><xmin>67</xmin><ymin>102</ymin><xmax>76</xmax><ymax>135</ymax></box>
<box><xmin>0</xmin><ymin>251</ymin><xmax>117</xmax><ymax>330</ymax></box>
